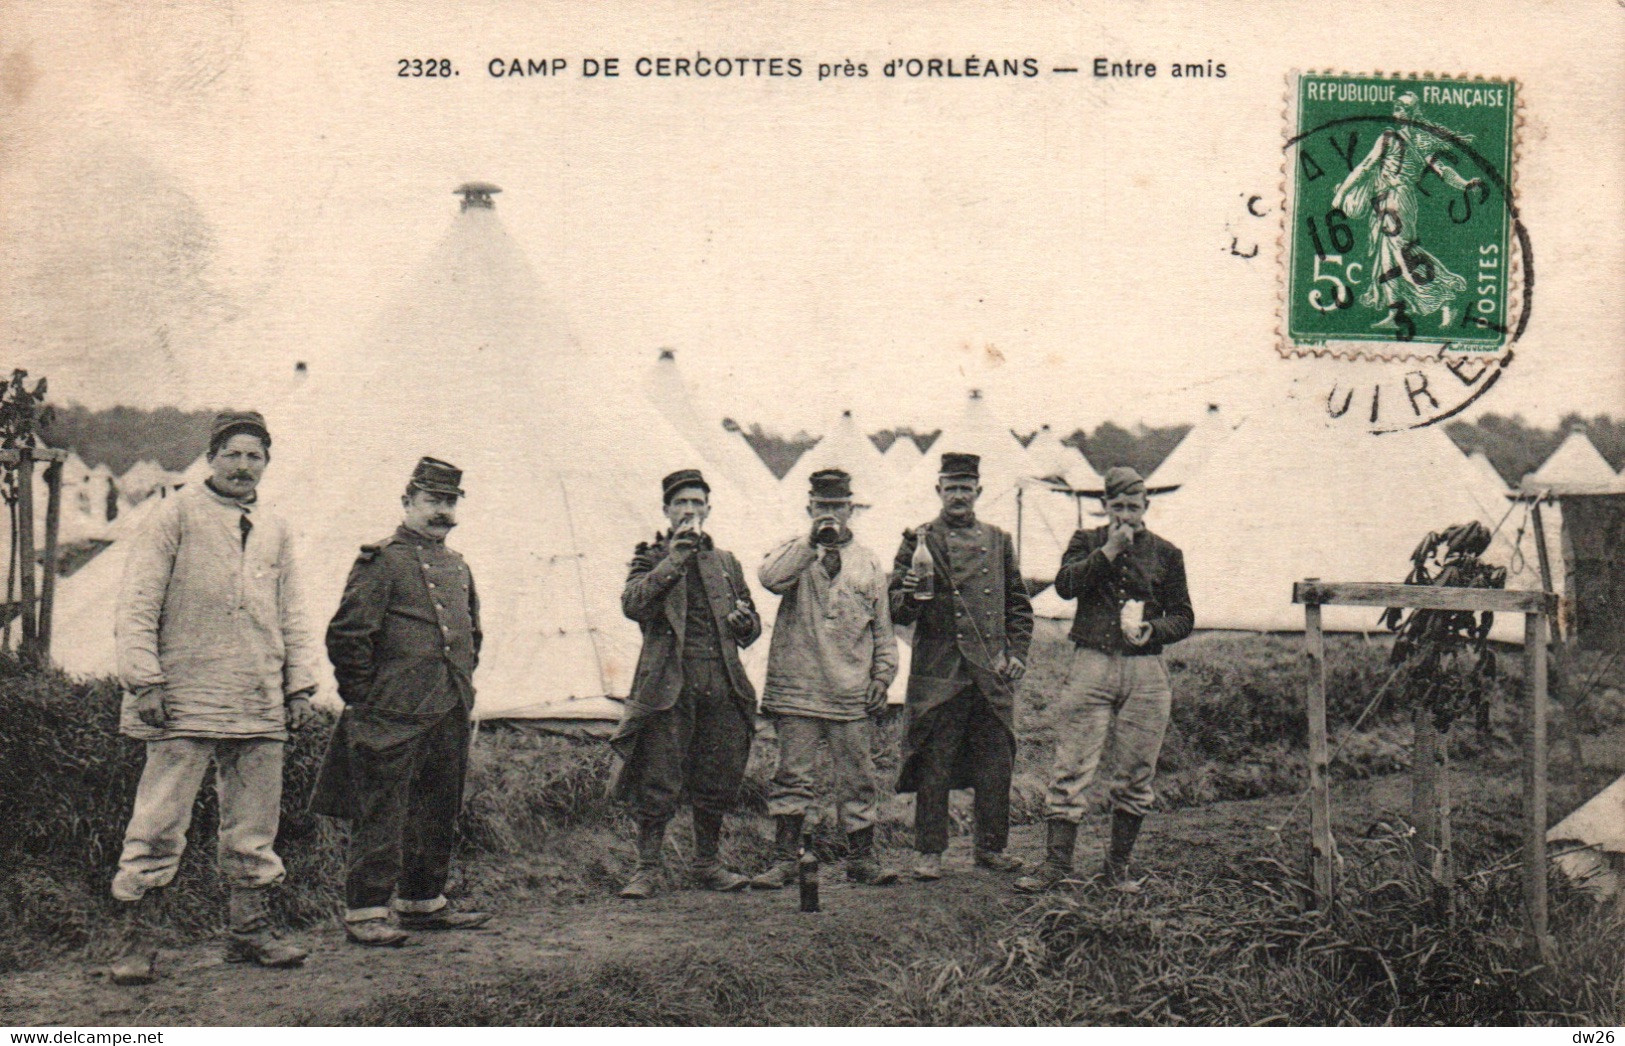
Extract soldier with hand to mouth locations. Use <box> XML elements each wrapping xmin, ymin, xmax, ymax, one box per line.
<box><xmin>753</xmin><ymin>469</ymin><xmax>900</xmax><ymax>890</ymax></box>
<box><xmin>1015</xmin><ymin>466</ymin><xmax>1193</xmax><ymax>895</ymax></box>
<box><xmin>610</xmin><ymin>469</ymin><xmax>762</xmax><ymax>899</ymax></box>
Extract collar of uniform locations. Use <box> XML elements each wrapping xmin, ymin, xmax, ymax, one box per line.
<box><xmin>397</xmin><ymin>523</ymin><xmax>445</xmax><ymax>546</ymax></box>
<box><xmin>201</xmin><ymin>478</ymin><xmax>256</xmax><ymax>511</ymax></box>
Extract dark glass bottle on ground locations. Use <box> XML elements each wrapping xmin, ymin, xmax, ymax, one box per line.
<box><xmin>798</xmin><ymin>830</ymin><xmax>820</xmax><ymax>913</ymax></box>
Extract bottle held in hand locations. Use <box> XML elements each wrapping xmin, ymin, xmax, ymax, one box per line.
<box><xmin>798</xmin><ymin>831</ymin><xmax>821</xmax><ymax>913</ymax></box>
<box><xmin>910</xmin><ymin>540</ymin><xmax>936</xmax><ymax>601</ymax></box>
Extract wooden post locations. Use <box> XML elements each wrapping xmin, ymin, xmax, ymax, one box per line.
<box><xmin>1531</xmin><ymin>502</ymin><xmax>1579</xmax><ymax>769</ymax></box>
<box><xmin>1523</xmin><ymin>611</ymin><xmax>1552</xmax><ymax>959</ymax></box>
<box><xmin>15</xmin><ymin>448</ymin><xmax>36</xmax><ymax>656</ymax></box>
<box><xmin>37</xmin><ymin>458</ymin><xmax>61</xmax><ymax>663</ymax></box>
<box><xmin>1304</xmin><ymin>593</ymin><xmax>1336</xmax><ymax>908</ymax></box>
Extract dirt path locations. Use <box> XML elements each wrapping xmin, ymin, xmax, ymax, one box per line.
<box><xmin>0</xmin><ymin>772</ymin><xmax>1499</xmax><ymax>1026</ymax></box>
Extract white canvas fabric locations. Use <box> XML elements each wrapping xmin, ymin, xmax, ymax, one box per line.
<box><xmin>1525</xmin><ymin>428</ymin><xmax>1620</xmax><ymax>492</ymax></box>
<box><xmin>642</xmin><ymin>349</ymin><xmax>778</xmax><ymax>501</ymax></box>
<box><xmin>1150</xmin><ymin>391</ymin><xmax>1540</xmax><ymax>642</ymax></box>
<box><xmin>901</xmin><ymin>390</ymin><xmax>1076</xmax><ymax>585</ymax></box>
<box><xmin>1150</xmin><ymin>404</ymin><xmax>1236</xmax><ymax>492</ymax></box>
<box><xmin>54</xmin><ymin>202</ymin><xmax>783</xmax><ymax>723</ymax></box>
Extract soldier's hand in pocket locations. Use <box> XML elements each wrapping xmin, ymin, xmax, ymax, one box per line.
<box><xmin>133</xmin><ymin>686</ymin><xmax>168</xmax><ymax>729</ymax></box>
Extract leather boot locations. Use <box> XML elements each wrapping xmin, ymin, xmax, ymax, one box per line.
<box><xmin>1014</xmin><ymin>819</ymin><xmax>1079</xmax><ymax>894</ymax></box>
<box><xmin>619</xmin><ymin>820</ymin><xmax>666</xmax><ymax>899</ymax></box>
<box><xmin>845</xmin><ymin>826</ymin><xmax>899</xmax><ymax>885</ymax></box>
<box><xmin>1101</xmin><ymin>810</ymin><xmax>1145</xmax><ymax>892</ymax></box>
<box><xmin>751</xmin><ymin>814</ymin><xmax>803</xmax><ymax>890</ymax></box>
<box><xmin>224</xmin><ymin>887</ymin><xmax>308</xmax><ymax>968</ymax></box>
<box><xmin>691</xmin><ymin>810</ymin><xmax>748</xmax><ymax>892</ymax></box>
<box><xmin>109</xmin><ymin>891</ymin><xmax>161</xmax><ymax>986</ymax></box>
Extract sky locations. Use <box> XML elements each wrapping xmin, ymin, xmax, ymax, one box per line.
<box><xmin>1</xmin><ymin>0</ymin><xmax>1620</xmax><ymax>436</ymax></box>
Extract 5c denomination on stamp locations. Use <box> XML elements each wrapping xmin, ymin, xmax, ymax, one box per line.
<box><xmin>1283</xmin><ymin>72</ymin><xmax>1520</xmax><ymax>362</ymax></box>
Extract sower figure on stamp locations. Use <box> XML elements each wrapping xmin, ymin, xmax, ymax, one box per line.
<box><xmin>109</xmin><ymin>411</ymin><xmax>318</xmax><ymax>985</ymax></box>
<box><xmin>610</xmin><ymin>469</ymin><xmax>762</xmax><ymax>899</ymax></box>
<box><xmin>752</xmin><ymin>468</ymin><xmax>900</xmax><ymax>890</ymax></box>
<box><xmin>890</xmin><ymin>452</ymin><xmax>1033</xmax><ymax>881</ymax></box>
<box><xmin>1015</xmin><ymin>467</ymin><xmax>1193</xmax><ymax>894</ymax></box>
<box><xmin>311</xmin><ymin>457</ymin><xmax>491</xmax><ymax>945</ymax></box>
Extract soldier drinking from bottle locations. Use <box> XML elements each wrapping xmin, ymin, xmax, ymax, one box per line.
<box><xmin>611</xmin><ymin>469</ymin><xmax>762</xmax><ymax>899</ymax></box>
<box><xmin>752</xmin><ymin>468</ymin><xmax>900</xmax><ymax>890</ymax></box>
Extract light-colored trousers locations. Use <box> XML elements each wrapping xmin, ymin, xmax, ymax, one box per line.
<box><xmin>110</xmin><ymin>737</ymin><xmax>287</xmax><ymax>902</ymax></box>
<box><xmin>767</xmin><ymin>714</ymin><xmax>880</xmax><ymax>834</ymax></box>
<box><xmin>1045</xmin><ymin>647</ymin><xmax>1173</xmax><ymax>821</ymax></box>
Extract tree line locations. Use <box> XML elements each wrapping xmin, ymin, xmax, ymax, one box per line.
<box><xmin>40</xmin><ymin>405</ymin><xmax>1625</xmax><ymax>490</ymax></box>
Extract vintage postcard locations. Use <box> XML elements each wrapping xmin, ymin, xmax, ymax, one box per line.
<box><xmin>0</xmin><ymin>0</ymin><xmax>1621</xmax><ymax>1032</ymax></box>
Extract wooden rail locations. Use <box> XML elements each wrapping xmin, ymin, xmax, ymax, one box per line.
<box><xmin>1292</xmin><ymin>578</ymin><xmax>1555</xmax><ymax>958</ymax></box>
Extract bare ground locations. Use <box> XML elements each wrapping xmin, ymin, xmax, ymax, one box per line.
<box><xmin>0</xmin><ymin>767</ymin><xmax>1569</xmax><ymax>1026</ymax></box>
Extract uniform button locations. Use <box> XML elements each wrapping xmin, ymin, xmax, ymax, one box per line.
<box><xmin>957</xmin><ymin>632</ymin><xmax>965</xmax><ymax>639</ymax></box>
<box><xmin>422</xmin><ymin>564</ymin><xmax>430</xmax><ymax>571</ymax></box>
<box><xmin>428</xmin><ymin>582</ymin><xmax>436</xmax><ymax>589</ymax></box>
<box><xmin>983</xmin><ymin>588</ymin><xmax>992</xmax><ymax>595</ymax></box>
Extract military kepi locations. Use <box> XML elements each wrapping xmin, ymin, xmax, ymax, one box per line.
<box><xmin>661</xmin><ymin>468</ymin><xmax>710</xmax><ymax>505</ymax></box>
<box><xmin>410</xmin><ymin>456</ymin><xmax>465</xmax><ymax>497</ymax></box>
<box><xmin>1102</xmin><ymin>465</ymin><xmax>1146</xmax><ymax>499</ymax></box>
<box><xmin>211</xmin><ymin>410</ymin><xmax>271</xmax><ymax>448</ymax></box>
<box><xmin>939</xmin><ymin>451</ymin><xmax>980</xmax><ymax>479</ymax></box>
<box><xmin>808</xmin><ymin>468</ymin><xmax>852</xmax><ymax>501</ymax></box>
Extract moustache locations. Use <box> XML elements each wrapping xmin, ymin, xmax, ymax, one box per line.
<box><xmin>428</xmin><ymin>516</ymin><xmax>456</xmax><ymax>527</ymax></box>
<box><xmin>229</xmin><ymin>472</ymin><xmax>255</xmax><ymax>481</ymax></box>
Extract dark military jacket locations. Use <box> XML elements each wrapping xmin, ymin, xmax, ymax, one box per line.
<box><xmin>609</xmin><ymin>532</ymin><xmax>760</xmax><ymax>766</ymax></box>
<box><xmin>889</xmin><ymin>516</ymin><xmax>1032</xmax><ymax>792</ymax></box>
<box><xmin>1053</xmin><ymin>525</ymin><xmax>1192</xmax><ymax>656</ymax></box>
<box><xmin>310</xmin><ymin>526</ymin><xmax>481</xmax><ymax>818</ymax></box>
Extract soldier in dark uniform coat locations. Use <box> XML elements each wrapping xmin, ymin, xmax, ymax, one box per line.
<box><xmin>610</xmin><ymin>468</ymin><xmax>761</xmax><ymax>899</ymax></box>
<box><xmin>890</xmin><ymin>452</ymin><xmax>1033</xmax><ymax>881</ymax></box>
<box><xmin>310</xmin><ymin>457</ymin><xmax>491</xmax><ymax>945</ymax></box>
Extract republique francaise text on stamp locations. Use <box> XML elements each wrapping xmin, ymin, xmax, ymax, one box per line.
<box><xmin>1283</xmin><ymin>72</ymin><xmax>1520</xmax><ymax>363</ymax></box>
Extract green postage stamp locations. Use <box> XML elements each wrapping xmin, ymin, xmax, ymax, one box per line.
<box><xmin>1283</xmin><ymin>73</ymin><xmax>1520</xmax><ymax>360</ymax></box>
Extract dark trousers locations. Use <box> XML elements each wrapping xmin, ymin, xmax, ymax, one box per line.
<box><xmin>913</xmin><ymin>681</ymin><xmax>1013</xmax><ymax>855</ymax></box>
<box><xmin>345</xmin><ymin>706</ymin><xmax>470</xmax><ymax>911</ymax></box>
<box><xmin>630</xmin><ymin>656</ymin><xmax>750</xmax><ymax>826</ymax></box>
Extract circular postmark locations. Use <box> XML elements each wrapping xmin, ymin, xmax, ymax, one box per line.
<box><xmin>1280</xmin><ymin>74</ymin><xmax>1531</xmax><ymax>433</ymax></box>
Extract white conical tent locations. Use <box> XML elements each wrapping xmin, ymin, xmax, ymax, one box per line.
<box><xmin>118</xmin><ymin>459</ymin><xmax>173</xmax><ymax>504</ymax></box>
<box><xmin>1466</xmin><ymin>449</ymin><xmax>1510</xmax><ymax>494</ymax></box>
<box><xmin>1525</xmin><ymin>427</ymin><xmax>1619</xmax><ymax>492</ymax></box>
<box><xmin>906</xmin><ymin>390</ymin><xmax>1075</xmax><ymax>586</ymax></box>
<box><xmin>642</xmin><ymin>348</ymin><xmax>778</xmax><ymax>500</ymax></box>
<box><xmin>1548</xmin><ymin>773</ymin><xmax>1625</xmax><ymax>901</ymax></box>
<box><xmin>1150</xmin><ymin>404</ymin><xmax>1235</xmax><ymax>492</ymax></box>
<box><xmin>884</xmin><ymin>433</ymin><xmax>925</xmax><ymax>480</ymax></box>
<box><xmin>778</xmin><ymin>410</ymin><xmax>908</xmax><ymax>548</ymax></box>
<box><xmin>55</xmin><ymin>193</ymin><xmax>777</xmax><ymax>723</ymax></box>
<box><xmin>1026</xmin><ymin>424</ymin><xmax>1100</xmax><ymax>493</ymax></box>
<box><xmin>1151</xmin><ymin>392</ymin><xmax>1538</xmax><ymax>641</ymax></box>
<box><xmin>265</xmin><ymin>196</ymin><xmax>784</xmax><ymax>721</ymax></box>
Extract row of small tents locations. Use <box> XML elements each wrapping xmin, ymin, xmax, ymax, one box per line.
<box><xmin>38</xmin><ymin>192</ymin><xmax>1623</xmax><ymax>732</ymax></box>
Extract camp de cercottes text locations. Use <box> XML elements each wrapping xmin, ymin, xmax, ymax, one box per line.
<box><xmin>394</xmin><ymin>55</ymin><xmax>1228</xmax><ymax>81</ymax></box>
